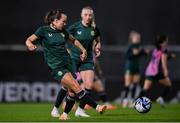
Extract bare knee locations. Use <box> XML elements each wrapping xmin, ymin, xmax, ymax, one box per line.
<box><xmin>143</xmin><ymin>80</ymin><xmax>152</xmax><ymax>90</ymax></box>
<box><xmin>70</xmin><ymin>81</ymin><xmax>82</xmax><ymax>93</ymax></box>
<box><xmin>84</xmin><ymin>81</ymin><xmax>93</xmax><ymax>89</ymax></box>
<box><xmin>124</xmin><ymin>74</ymin><xmax>132</xmax><ymax>87</ymax></box>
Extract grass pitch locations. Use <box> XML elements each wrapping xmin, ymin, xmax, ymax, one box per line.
<box><xmin>0</xmin><ymin>103</ymin><xmax>180</xmax><ymax>122</ymax></box>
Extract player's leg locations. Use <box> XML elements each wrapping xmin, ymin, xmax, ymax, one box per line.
<box><xmin>60</xmin><ymin>72</ymin><xmax>106</xmax><ymax>120</ymax></box>
<box><xmin>75</xmin><ymin>70</ymin><xmax>94</xmax><ymax>117</ymax></box>
<box><xmin>138</xmin><ymin>79</ymin><xmax>153</xmax><ymax>98</ymax></box>
<box><xmin>52</xmin><ymin>61</ymin><xmax>78</xmax><ymax>117</ymax></box>
<box><xmin>60</xmin><ymin>91</ymin><xmax>76</xmax><ymax>120</ymax></box>
<box><xmin>122</xmin><ymin>73</ymin><xmax>132</xmax><ymax>108</ymax></box>
<box><xmin>131</xmin><ymin>74</ymin><xmax>141</xmax><ymax>99</ymax></box>
<box><xmin>93</xmin><ymin>78</ymin><xmax>117</xmax><ymax>110</ymax></box>
<box><xmin>128</xmin><ymin>74</ymin><xmax>140</xmax><ymax>108</ymax></box>
<box><xmin>157</xmin><ymin>77</ymin><xmax>172</xmax><ymax>106</ymax></box>
<box><xmin>93</xmin><ymin>78</ymin><xmax>107</xmax><ymax>102</ymax></box>
<box><xmin>51</xmin><ymin>86</ymin><xmax>68</xmax><ymax>117</ymax></box>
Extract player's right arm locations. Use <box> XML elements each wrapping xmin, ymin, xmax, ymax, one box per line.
<box><xmin>25</xmin><ymin>34</ymin><xmax>38</xmax><ymax>51</ymax></box>
<box><xmin>68</xmin><ymin>35</ymin><xmax>87</xmax><ymax>61</ymax></box>
<box><xmin>161</xmin><ymin>52</ymin><xmax>168</xmax><ymax>77</ymax></box>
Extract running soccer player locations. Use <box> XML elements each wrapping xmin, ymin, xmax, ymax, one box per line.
<box><xmin>51</xmin><ymin>6</ymin><xmax>102</xmax><ymax>117</ymax></box>
<box><xmin>122</xmin><ymin>31</ymin><xmax>148</xmax><ymax>108</ymax></box>
<box><xmin>139</xmin><ymin>35</ymin><xmax>174</xmax><ymax>107</ymax></box>
<box><xmin>25</xmin><ymin>10</ymin><xmax>106</xmax><ymax>120</ymax></box>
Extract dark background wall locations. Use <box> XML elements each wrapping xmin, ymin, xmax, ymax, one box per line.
<box><xmin>0</xmin><ymin>0</ymin><xmax>180</xmax><ymax>101</ymax></box>
<box><xmin>0</xmin><ymin>0</ymin><xmax>180</xmax><ymax>45</ymax></box>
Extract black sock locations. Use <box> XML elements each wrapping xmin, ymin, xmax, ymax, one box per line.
<box><xmin>98</xmin><ymin>91</ymin><xmax>107</xmax><ymax>103</ymax></box>
<box><xmin>54</xmin><ymin>87</ymin><xmax>68</xmax><ymax>108</ymax></box>
<box><xmin>162</xmin><ymin>86</ymin><xmax>171</xmax><ymax>100</ymax></box>
<box><xmin>124</xmin><ymin>86</ymin><xmax>130</xmax><ymax>98</ymax></box>
<box><xmin>77</xmin><ymin>90</ymin><xmax>97</xmax><ymax>109</ymax></box>
<box><xmin>64</xmin><ymin>95</ymin><xmax>76</xmax><ymax>114</ymax></box>
<box><xmin>79</xmin><ymin>88</ymin><xmax>92</xmax><ymax>109</ymax></box>
<box><xmin>131</xmin><ymin>83</ymin><xmax>138</xmax><ymax>99</ymax></box>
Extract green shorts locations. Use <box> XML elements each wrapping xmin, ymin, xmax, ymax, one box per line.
<box><xmin>51</xmin><ymin>64</ymin><xmax>76</xmax><ymax>82</ymax></box>
<box><xmin>125</xmin><ymin>67</ymin><xmax>140</xmax><ymax>75</ymax></box>
<box><xmin>146</xmin><ymin>73</ymin><xmax>165</xmax><ymax>82</ymax></box>
<box><xmin>72</xmin><ymin>59</ymin><xmax>94</xmax><ymax>72</ymax></box>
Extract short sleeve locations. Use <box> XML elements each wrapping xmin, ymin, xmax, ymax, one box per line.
<box><xmin>94</xmin><ymin>27</ymin><xmax>100</xmax><ymax>38</ymax></box>
<box><xmin>63</xmin><ymin>29</ymin><xmax>70</xmax><ymax>40</ymax></box>
<box><xmin>67</xmin><ymin>24</ymin><xmax>76</xmax><ymax>35</ymax></box>
<box><xmin>34</xmin><ymin>27</ymin><xmax>44</xmax><ymax>39</ymax></box>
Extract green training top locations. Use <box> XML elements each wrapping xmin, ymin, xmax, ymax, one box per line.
<box><xmin>66</xmin><ymin>21</ymin><xmax>100</xmax><ymax>61</ymax></box>
<box><xmin>34</xmin><ymin>25</ymin><xmax>71</xmax><ymax>70</ymax></box>
<box><xmin>125</xmin><ymin>43</ymin><xmax>145</xmax><ymax>70</ymax></box>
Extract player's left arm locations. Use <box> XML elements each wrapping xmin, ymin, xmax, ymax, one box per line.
<box><xmin>94</xmin><ymin>36</ymin><xmax>101</xmax><ymax>57</ymax></box>
<box><xmin>94</xmin><ymin>58</ymin><xmax>103</xmax><ymax>76</ymax></box>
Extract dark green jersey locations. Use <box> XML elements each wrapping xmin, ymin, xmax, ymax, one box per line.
<box><xmin>125</xmin><ymin>43</ymin><xmax>146</xmax><ymax>72</ymax></box>
<box><xmin>67</xmin><ymin>21</ymin><xmax>100</xmax><ymax>61</ymax></box>
<box><xmin>34</xmin><ymin>26</ymin><xmax>71</xmax><ymax>70</ymax></box>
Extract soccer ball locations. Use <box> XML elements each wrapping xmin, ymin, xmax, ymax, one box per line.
<box><xmin>134</xmin><ymin>97</ymin><xmax>152</xmax><ymax>113</ymax></box>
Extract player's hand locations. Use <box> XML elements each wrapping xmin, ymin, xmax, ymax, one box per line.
<box><xmin>145</xmin><ymin>49</ymin><xmax>150</xmax><ymax>54</ymax></box>
<box><xmin>133</xmin><ymin>48</ymin><xmax>140</xmax><ymax>55</ymax></box>
<box><xmin>164</xmin><ymin>69</ymin><xmax>169</xmax><ymax>77</ymax></box>
<box><xmin>95</xmin><ymin>48</ymin><xmax>101</xmax><ymax>58</ymax></box>
<box><xmin>26</xmin><ymin>42</ymin><xmax>37</xmax><ymax>51</ymax></box>
<box><xmin>80</xmin><ymin>49</ymin><xmax>87</xmax><ymax>61</ymax></box>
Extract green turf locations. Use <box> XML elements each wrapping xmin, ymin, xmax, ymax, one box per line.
<box><xmin>0</xmin><ymin>103</ymin><xmax>180</xmax><ymax>122</ymax></box>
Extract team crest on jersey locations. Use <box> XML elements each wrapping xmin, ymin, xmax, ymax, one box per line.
<box><xmin>48</xmin><ymin>33</ymin><xmax>53</xmax><ymax>37</ymax></box>
<box><xmin>58</xmin><ymin>71</ymin><xmax>63</xmax><ymax>76</ymax></box>
<box><xmin>60</xmin><ymin>33</ymin><xmax>65</xmax><ymax>38</ymax></box>
<box><xmin>91</xmin><ymin>31</ymin><xmax>95</xmax><ymax>36</ymax></box>
<box><xmin>77</xmin><ymin>31</ymin><xmax>82</xmax><ymax>35</ymax></box>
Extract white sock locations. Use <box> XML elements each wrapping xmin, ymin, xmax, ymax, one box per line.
<box><xmin>53</xmin><ymin>106</ymin><xmax>58</xmax><ymax>110</ymax></box>
<box><xmin>96</xmin><ymin>105</ymin><xmax>100</xmax><ymax>111</ymax></box>
<box><xmin>77</xmin><ymin>107</ymin><xmax>83</xmax><ymax>111</ymax></box>
<box><xmin>62</xmin><ymin>112</ymin><xmax>68</xmax><ymax>116</ymax></box>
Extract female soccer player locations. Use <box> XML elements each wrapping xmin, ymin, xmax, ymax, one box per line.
<box><xmin>122</xmin><ymin>31</ymin><xmax>148</xmax><ymax>108</ymax></box>
<box><xmin>52</xmin><ymin>6</ymin><xmax>102</xmax><ymax>117</ymax></box>
<box><xmin>79</xmin><ymin>56</ymin><xmax>117</xmax><ymax>110</ymax></box>
<box><xmin>68</xmin><ymin>6</ymin><xmax>102</xmax><ymax>117</ymax></box>
<box><xmin>139</xmin><ymin>35</ymin><xmax>173</xmax><ymax>107</ymax></box>
<box><xmin>25</xmin><ymin>10</ymin><xmax>106</xmax><ymax>120</ymax></box>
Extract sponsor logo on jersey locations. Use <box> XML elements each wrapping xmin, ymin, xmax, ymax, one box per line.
<box><xmin>77</xmin><ymin>31</ymin><xmax>82</xmax><ymax>35</ymax></box>
<box><xmin>48</xmin><ymin>33</ymin><xmax>53</xmax><ymax>37</ymax></box>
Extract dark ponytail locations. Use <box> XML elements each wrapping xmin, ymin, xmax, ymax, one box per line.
<box><xmin>155</xmin><ymin>35</ymin><xmax>168</xmax><ymax>49</ymax></box>
<box><xmin>44</xmin><ymin>10</ymin><xmax>64</xmax><ymax>25</ymax></box>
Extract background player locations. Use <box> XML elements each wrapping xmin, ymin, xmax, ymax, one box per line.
<box><xmin>122</xmin><ymin>31</ymin><xmax>149</xmax><ymax>108</ymax></box>
<box><xmin>139</xmin><ymin>35</ymin><xmax>175</xmax><ymax>107</ymax></box>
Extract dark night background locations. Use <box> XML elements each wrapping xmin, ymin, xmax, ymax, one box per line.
<box><xmin>0</xmin><ymin>0</ymin><xmax>180</xmax><ymax>101</ymax></box>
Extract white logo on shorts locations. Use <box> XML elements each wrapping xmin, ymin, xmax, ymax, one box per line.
<box><xmin>58</xmin><ymin>71</ymin><xmax>63</xmax><ymax>76</ymax></box>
